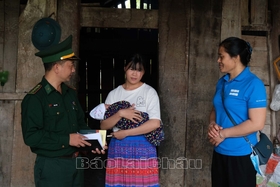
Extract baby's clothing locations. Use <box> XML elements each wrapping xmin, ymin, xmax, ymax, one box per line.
<box><xmin>90</xmin><ymin>100</ymin><xmax>164</xmax><ymax>146</ymax></box>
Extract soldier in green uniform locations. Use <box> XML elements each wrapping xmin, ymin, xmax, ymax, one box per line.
<box><xmin>21</xmin><ymin>35</ymin><xmax>106</xmax><ymax>187</ymax></box>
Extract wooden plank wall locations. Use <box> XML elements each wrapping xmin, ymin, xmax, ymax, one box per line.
<box><xmin>12</xmin><ymin>0</ymin><xmax>46</xmax><ymax>186</ymax></box>
<box><xmin>221</xmin><ymin>0</ymin><xmax>241</xmax><ymax>79</ymax></box>
<box><xmin>242</xmin><ymin>35</ymin><xmax>271</xmax><ymax>136</ymax></box>
<box><xmin>11</xmin><ymin>0</ymin><xmax>58</xmax><ymax>186</ymax></box>
<box><xmin>270</xmin><ymin>0</ymin><xmax>280</xmax><ymax>138</ymax></box>
<box><xmin>0</xmin><ymin>1</ymin><xmax>19</xmax><ymax>187</ymax></box>
<box><xmin>0</xmin><ymin>0</ymin><xmax>275</xmax><ymax>186</ymax></box>
<box><xmin>158</xmin><ymin>0</ymin><xmax>271</xmax><ymax>186</ymax></box>
<box><xmin>81</xmin><ymin>7</ymin><xmax>158</xmax><ymax>29</ymax></box>
<box><xmin>242</xmin><ymin>0</ymin><xmax>272</xmax><ymax>138</ymax></box>
<box><xmin>0</xmin><ymin>1</ymin><xmax>4</xmax><ymax>184</ymax></box>
<box><xmin>13</xmin><ymin>1</ymin><xmax>80</xmax><ymax>186</ymax></box>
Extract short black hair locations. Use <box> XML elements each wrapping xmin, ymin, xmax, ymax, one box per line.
<box><xmin>43</xmin><ymin>60</ymin><xmax>67</xmax><ymax>72</ymax></box>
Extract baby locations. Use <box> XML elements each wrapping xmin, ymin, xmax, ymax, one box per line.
<box><xmin>89</xmin><ymin>102</ymin><xmax>120</xmax><ymax>132</ymax></box>
<box><xmin>90</xmin><ymin>100</ymin><xmax>164</xmax><ymax>146</ymax></box>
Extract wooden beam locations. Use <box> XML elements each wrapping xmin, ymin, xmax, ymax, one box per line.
<box><xmin>80</xmin><ymin>6</ymin><xmax>158</xmax><ymax>29</ymax></box>
<box><xmin>242</xmin><ymin>25</ymin><xmax>271</xmax><ymax>31</ymax></box>
<box><xmin>0</xmin><ymin>93</ymin><xmax>26</xmax><ymax>100</ymax></box>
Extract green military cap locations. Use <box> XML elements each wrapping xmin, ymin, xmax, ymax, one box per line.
<box><xmin>35</xmin><ymin>35</ymin><xmax>80</xmax><ymax>63</ymax></box>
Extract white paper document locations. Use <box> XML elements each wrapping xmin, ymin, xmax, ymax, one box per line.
<box><xmin>83</xmin><ymin>133</ymin><xmax>102</xmax><ymax>146</ymax></box>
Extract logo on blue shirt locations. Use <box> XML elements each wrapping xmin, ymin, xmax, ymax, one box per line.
<box><xmin>229</xmin><ymin>89</ymin><xmax>239</xmax><ymax>96</ymax></box>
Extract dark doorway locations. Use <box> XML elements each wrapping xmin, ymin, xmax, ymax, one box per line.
<box><xmin>78</xmin><ymin>27</ymin><xmax>159</xmax><ymax>128</ymax></box>
<box><xmin>78</xmin><ymin>27</ymin><xmax>159</xmax><ymax>187</ymax></box>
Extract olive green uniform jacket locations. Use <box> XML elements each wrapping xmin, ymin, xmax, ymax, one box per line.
<box><xmin>21</xmin><ymin>77</ymin><xmax>89</xmax><ymax>157</ymax></box>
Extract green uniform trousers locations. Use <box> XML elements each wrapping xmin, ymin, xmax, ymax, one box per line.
<box><xmin>34</xmin><ymin>155</ymin><xmax>84</xmax><ymax>187</ymax></box>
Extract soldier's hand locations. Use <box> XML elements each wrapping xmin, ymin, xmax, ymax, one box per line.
<box><xmin>91</xmin><ymin>142</ymin><xmax>108</xmax><ymax>154</ymax></box>
<box><xmin>69</xmin><ymin>133</ymin><xmax>91</xmax><ymax>147</ymax></box>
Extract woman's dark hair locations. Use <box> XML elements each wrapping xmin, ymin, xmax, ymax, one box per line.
<box><xmin>124</xmin><ymin>53</ymin><xmax>146</xmax><ymax>71</ymax></box>
<box><xmin>219</xmin><ymin>37</ymin><xmax>253</xmax><ymax>66</ymax></box>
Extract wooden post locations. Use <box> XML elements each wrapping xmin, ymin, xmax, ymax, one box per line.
<box><xmin>57</xmin><ymin>0</ymin><xmax>80</xmax><ymax>88</ymax></box>
<box><xmin>131</xmin><ymin>0</ymin><xmax>136</xmax><ymax>8</ymax></box>
<box><xmin>0</xmin><ymin>0</ymin><xmax>19</xmax><ymax>187</ymax></box>
<box><xmin>241</xmin><ymin>0</ymin><xmax>249</xmax><ymax>26</ymax></box>
<box><xmin>2</xmin><ymin>0</ymin><xmax>19</xmax><ymax>92</ymax></box>
<box><xmin>221</xmin><ymin>0</ymin><xmax>241</xmax><ymax>40</ymax></box>
<box><xmin>251</xmin><ymin>0</ymin><xmax>267</xmax><ymax>25</ymax></box>
<box><xmin>185</xmin><ymin>0</ymin><xmax>223</xmax><ymax>186</ymax></box>
<box><xmin>0</xmin><ymin>3</ymin><xmax>4</xmax><ymax>185</ymax></box>
<box><xmin>12</xmin><ymin>1</ymin><xmax>57</xmax><ymax>186</ymax></box>
<box><xmin>0</xmin><ymin>1</ymin><xmax>3</xmax><ymax>76</ymax></box>
<box><xmin>158</xmin><ymin>0</ymin><xmax>190</xmax><ymax>185</ymax></box>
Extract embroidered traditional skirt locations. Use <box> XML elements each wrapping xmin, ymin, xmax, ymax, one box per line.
<box><xmin>105</xmin><ymin>135</ymin><xmax>159</xmax><ymax>187</ymax></box>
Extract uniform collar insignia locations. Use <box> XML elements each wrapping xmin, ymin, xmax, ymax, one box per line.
<box><xmin>44</xmin><ymin>84</ymin><xmax>54</xmax><ymax>94</ymax></box>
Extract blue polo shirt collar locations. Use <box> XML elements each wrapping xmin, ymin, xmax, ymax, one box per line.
<box><xmin>223</xmin><ymin>67</ymin><xmax>250</xmax><ymax>82</ymax></box>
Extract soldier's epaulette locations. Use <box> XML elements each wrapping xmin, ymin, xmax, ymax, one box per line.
<box><xmin>28</xmin><ymin>84</ymin><xmax>42</xmax><ymax>94</ymax></box>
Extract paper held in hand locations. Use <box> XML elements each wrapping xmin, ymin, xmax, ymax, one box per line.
<box><xmin>78</xmin><ymin>130</ymin><xmax>107</xmax><ymax>150</ymax></box>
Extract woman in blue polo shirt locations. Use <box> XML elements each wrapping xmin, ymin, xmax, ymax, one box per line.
<box><xmin>207</xmin><ymin>37</ymin><xmax>267</xmax><ymax>187</ymax></box>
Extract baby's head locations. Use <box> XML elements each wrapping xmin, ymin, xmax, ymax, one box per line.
<box><xmin>104</xmin><ymin>104</ymin><xmax>110</xmax><ymax>110</ymax></box>
<box><xmin>89</xmin><ymin>103</ymin><xmax>106</xmax><ymax>120</ymax></box>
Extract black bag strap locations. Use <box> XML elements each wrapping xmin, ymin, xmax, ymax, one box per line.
<box><xmin>221</xmin><ymin>82</ymin><xmax>252</xmax><ymax>145</ymax></box>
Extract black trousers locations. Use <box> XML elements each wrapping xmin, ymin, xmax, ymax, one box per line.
<box><xmin>211</xmin><ymin>150</ymin><xmax>256</xmax><ymax>187</ymax></box>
